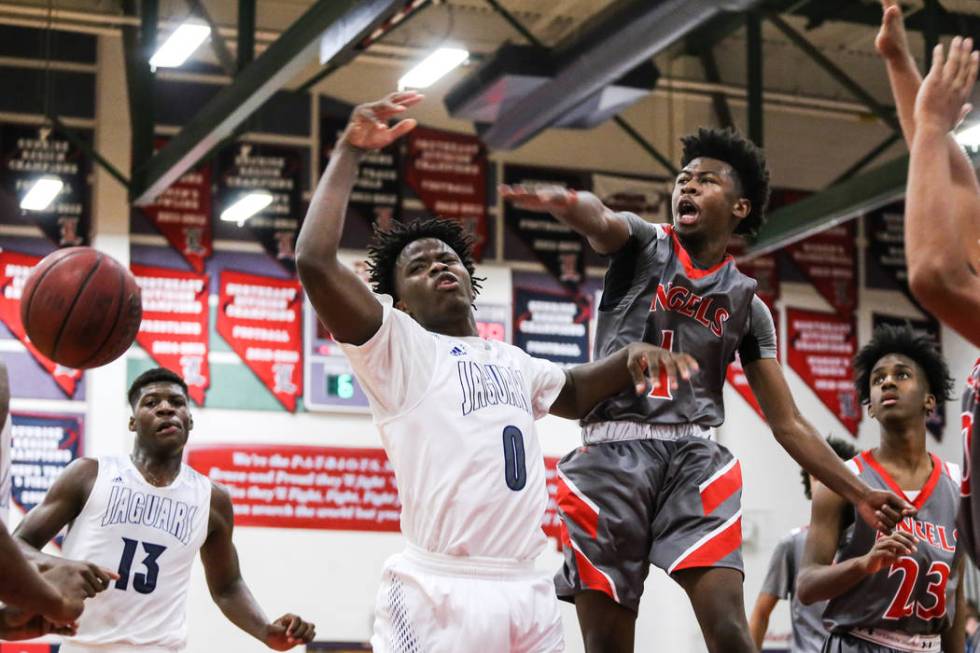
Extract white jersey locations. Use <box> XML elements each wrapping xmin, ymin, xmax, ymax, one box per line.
<box><xmin>341</xmin><ymin>295</ymin><xmax>566</xmax><ymax>561</ymax></box>
<box><xmin>60</xmin><ymin>455</ymin><xmax>212</xmax><ymax>652</ymax></box>
<box><xmin>0</xmin><ymin>414</ymin><xmax>10</xmax><ymax>527</ymax></box>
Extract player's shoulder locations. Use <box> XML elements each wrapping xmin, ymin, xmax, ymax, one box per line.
<box><xmin>940</xmin><ymin>459</ymin><xmax>961</xmax><ymax>486</ymax></box>
<box><xmin>843</xmin><ymin>453</ymin><xmax>867</xmax><ymax>476</ymax></box>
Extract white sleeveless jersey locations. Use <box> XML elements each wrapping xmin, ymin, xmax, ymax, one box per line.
<box><xmin>341</xmin><ymin>295</ymin><xmax>566</xmax><ymax>561</ymax></box>
<box><xmin>60</xmin><ymin>455</ymin><xmax>212</xmax><ymax>651</ymax></box>
<box><xmin>0</xmin><ymin>414</ymin><xmax>11</xmax><ymax>527</ymax></box>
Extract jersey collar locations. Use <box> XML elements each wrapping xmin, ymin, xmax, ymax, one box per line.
<box><xmin>667</xmin><ymin>225</ymin><xmax>735</xmax><ymax>280</ymax></box>
<box><xmin>860</xmin><ymin>450</ymin><xmax>942</xmax><ymax>511</ymax></box>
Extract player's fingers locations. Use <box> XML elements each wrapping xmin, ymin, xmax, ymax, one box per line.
<box><xmin>92</xmin><ymin>564</ymin><xmax>119</xmax><ymax>583</ymax></box>
<box><xmin>944</xmin><ymin>37</ymin><xmax>963</xmax><ymax>83</ymax></box>
<box><xmin>952</xmin><ymin>38</ymin><xmax>973</xmax><ymax>90</ymax></box>
<box><xmin>659</xmin><ymin>355</ymin><xmax>680</xmax><ymax>390</ymax></box>
<box><xmin>388</xmin><ymin>118</ymin><xmax>418</xmax><ymax>140</ymax></box>
<box><xmin>930</xmin><ymin>43</ymin><xmax>946</xmax><ymax>78</ymax></box>
<box><xmin>680</xmin><ymin>354</ymin><xmax>700</xmax><ymax>377</ymax></box>
<box><xmin>628</xmin><ymin>354</ymin><xmax>648</xmax><ymax>394</ymax></box>
<box><xmin>671</xmin><ymin>353</ymin><xmax>694</xmax><ymax>381</ymax></box>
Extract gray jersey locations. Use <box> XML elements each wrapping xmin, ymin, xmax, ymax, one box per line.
<box><xmin>585</xmin><ymin>215</ymin><xmax>773</xmax><ymax>427</ymax></box>
<box><xmin>762</xmin><ymin>527</ymin><xmax>830</xmax><ymax>653</ymax></box>
<box><xmin>958</xmin><ymin>358</ymin><xmax>980</xmax><ymax>566</ymax></box>
<box><xmin>823</xmin><ymin>451</ymin><xmax>961</xmax><ymax>637</ymax></box>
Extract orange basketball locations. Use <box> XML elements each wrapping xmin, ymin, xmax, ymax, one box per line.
<box><xmin>20</xmin><ymin>247</ymin><xmax>142</xmax><ymax>369</ymax></box>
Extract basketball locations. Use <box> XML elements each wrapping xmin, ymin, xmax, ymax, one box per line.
<box><xmin>20</xmin><ymin>247</ymin><xmax>142</xmax><ymax>369</ymax></box>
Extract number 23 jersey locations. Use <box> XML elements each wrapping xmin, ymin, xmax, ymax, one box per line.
<box><xmin>823</xmin><ymin>451</ymin><xmax>961</xmax><ymax>636</ymax></box>
<box><xmin>61</xmin><ymin>455</ymin><xmax>212</xmax><ymax>650</ymax></box>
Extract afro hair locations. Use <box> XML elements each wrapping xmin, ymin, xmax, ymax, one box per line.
<box><xmin>853</xmin><ymin>323</ymin><xmax>954</xmax><ymax>407</ymax></box>
<box><xmin>680</xmin><ymin>127</ymin><xmax>771</xmax><ymax>238</ymax></box>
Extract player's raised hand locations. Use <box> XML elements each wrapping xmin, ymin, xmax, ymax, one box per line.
<box><xmin>626</xmin><ymin>342</ymin><xmax>699</xmax><ymax>395</ymax></box>
<box><xmin>857</xmin><ymin>488</ymin><xmax>916</xmax><ymax>533</ymax></box>
<box><xmin>859</xmin><ymin>530</ymin><xmax>917</xmax><ymax>575</ymax></box>
<box><xmin>875</xmin><ymin>0</ymin><xmax>911</xmax><ymax>62</ymax></box>
<box><xmin>915</xmin><ymin>37</ymin><xmax>979</xmax><ymax>133</ymax></box>
<box><xmin>499</xmin><ymin>184</ymin><xmax>578</xmax><ymax>217</ymax></box>
<box><xmin>264</xmin><ymin>613</ymin><xmax>316</xmax><ymax>650</ymax></box>
<box><xmin>341</xmin><ymin>91</ymin><xmax>423</xmax><ymax>151</ymax></box>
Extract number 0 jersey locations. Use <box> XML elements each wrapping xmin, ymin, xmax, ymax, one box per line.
<box><xmin>823</xmin><ymin>452</ymin><xmax>961</xmax><ymax>637</ymax></box>
<box><xmin>60</xmin><ymin>455</ymin><xmax>212</xmax><ymax>651</ymax></box>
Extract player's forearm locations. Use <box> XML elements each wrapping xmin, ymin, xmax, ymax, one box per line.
<box><xmin>771</xmin><ymin>419</ymin><xmax>867</xmax><ymax>505</ymax></box>
<box><xmin>554</xmin><ymin>192</ymin><xmax>627</xmax><ymax>255</ymax></box>
<box><xmin>747</xmin><ymin>607</ymin><xmax>769</xmax><ymax>649</ymax></box>
<box><xmin>553</xmin><ymin>346</ymin><xmax>632</xmax><ymax>419</ymax></box>
<box><xmin>295</xmin><ymin>139</ymin><xmax>363</xmax><ymax>267</ymax></box>
<box><xmin>797</xmin><ymin>558</ymin><xmax>869</xmax><ymax>605</ymax></box>
<box><xmin>212</xmin><ymin>578</ymin><xmax>271</xmax><ymax>644</ymax></box>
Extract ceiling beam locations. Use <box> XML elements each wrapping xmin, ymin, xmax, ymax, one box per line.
<box><xmin>790</xmin><ymin>2</ymin><xmax>980</xmax><ymax>35</ymax></box>
<box><xmin>132</xmin><ymin>0</ymin><xmax>403</xmax><ymax>206</ymax></box>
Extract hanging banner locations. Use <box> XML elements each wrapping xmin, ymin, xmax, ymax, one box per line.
<box><xmin>320</xmin><ymin>117</ymin><xmax>401</xmax><ymax>232</ymax></box>
<box><xmin>404</xmin><ymin>125</ymin><xmax>488</xmax><ymax>260</ymax></box>
<box><xmin>513</xmin><ymin>285</ymin><xmax>591</xmax><ymax>367</ymax></box>
<box><xmin>872</xmin><ymin>313</ymin><xmax>945</xmax><ymax>440</ymax></box>
<box><xmin>591</xmin><ymin>173</ymin><xmax>670</xmax><ymax>224</ymax></box>
<box><xmin>0</xmin><ymin>250</ymin><xmax>82</xmax><ymax>397</ymax></box>
<box><xmin>865</xmin><ymin>200</ymin><xmax>929</xmax><ymax>313</ymax></box>
<box><xmin>216</xmin><ymin>270</ymin><xmax>303</xmax><ymax>412</ymax></box>
<box><xmin>785</xmin><ymin>221</ymin><xmax>857</xmax><ymax>316</ymax></box>
<box><xmin>10</xmin><ymin>412</ymin><xmax>83</xmax><ymax>521</ymax></box>
<box><xmin>216</xmin><ymin>142</ymin><xmax>303</xmax><ymax>274</ymax></box>
<box><xmin>0</xmin><ymin>124</ymin><xmax>90</xmax><ymax>247</ymax></box>
<box><xmin>131</xmin><ymin>264</ymin><xmax>210</xmax><ymax>405</ymax></box>
<box><xmin>787</xmin><ymin>308</ymin><xmax>861</xmax><ymax>436</ymax></box>
<box><xmin>504</xmin><ymin>165</ymin><xmax>588</xmax><ymax>288</ymax></box>
<box><xmin>138</xmin><ymin>139</ymin><xmax>212</xmax><ymax>273</ymax></box>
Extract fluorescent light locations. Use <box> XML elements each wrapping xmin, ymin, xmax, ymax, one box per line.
<box><xmin>956</xmin><ymin>122</ymin><xmax>980</xmax><ymax>148</ymax></box>
<box><xmin>220</xmin><ymin>191</ymin><xmax>273</xmax><ymax>224</ymax></box>
<box><xmin>149</xmin><ymin>22</ymin><xmax>211</xmax><ymax>69</ymax></box>
<box><xmin>20</xmin><ymin>177</ymin><xmax>63</xmax><ymax>211</ymax></box>
<box><xmin>398</xmin><ymin>47</ymin><xmax>469</xmax><ymax>90</ymax></box>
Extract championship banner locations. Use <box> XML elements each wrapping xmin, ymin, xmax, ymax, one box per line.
<box><xmin>131</xmin><ymin>265</ymin><xmax>210</xmax><ymax>405</ymax></box>
<box><xmin>787</xmin><ymin>308</ymin><xmax>861</xmax><ymax>435</ymax></box>
<box><xmin>10</xmin><ymin>412</ymin><xmax>83</xmax><ymax>523</ymax></box>
<box><xmin>591</xmin><ymin>173</ymin><xmax>670</xmax><ymax>224</ymax></box>
<box><xmin>785</xmin><ymin>221</ymin><xmax>857</xmax><ymax>316</ymax></box>
<box><xmin>872</xmin><ymin>313</ymin><xmax>945</xmax><ymax>440</ymax></box>
<box><xmin>504</xmin><ymin>165</ymin><xmax>588</xmax><ymax>288</ymax></box>
<box><xmin>404</xmin><ymin>125</ymin><xmax>488</xmax><ymax>260</ymax></box>
<box><xmin>321</xmin><ymin>117</ymin><xmax>401</xmax><ymax>232</ymax></box>
<box><xmin>0</xmin><ymin>250</ymin><xmax>82</xmax><ymax>397</ymax></box>
<box><xmin>138</xmin><ymin>140</ymin><xmax>212</xmax><ymax>273</ymax></box>
<box><xmin>514</xmin><ymin>285</ymin><xmax>591</xmax><ymax>366</ymax></box>
<box><xmin>216</xmin><ymin>142</ymin><xmax>303</xmax><ymax>274</ymax></box>
<box><xmin>0</xmin><ymin>124</ymin><xmax>90</xmax><ymax>247</ymax></box>
<box><xmin>217</xmin><ymin>270</ymin><xmax>303</xmax><ymax>412</ymax></box>
<box><xmin>866</xmin><ymin>200</ymin><xmax>927</xmax><ymax>312</ymax></box>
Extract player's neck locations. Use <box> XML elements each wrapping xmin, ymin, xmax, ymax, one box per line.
<box><xmin>421</xmin><ymin>312</ymin><xmax>479</xmax><ymax>338</ymax></box>
<box><xmin>130</xmin><ymin>449</ymin><xmax>183</xmax><ymax>487</ymax></box>
<box><xmin>675</xmin><ymin>230</ymin><xmax>729</xmax><ymax>269</ymax></box>
<box><xmin>874</xmin><ymin>423</ymin><xmax>931</xmax><ymax>476</ymax></box>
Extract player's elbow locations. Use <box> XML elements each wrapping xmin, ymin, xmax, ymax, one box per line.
<box><xmin>795</xmin><ymin>572</ymin><xmax>819</xmax><ymax>605</ymax></box>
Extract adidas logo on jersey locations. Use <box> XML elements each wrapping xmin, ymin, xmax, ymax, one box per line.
<box><xmin>112</xmin><ymin>476</ymin><xmax>123</xmax><ymax>483</ymax></box>
<box><xmin>450</xmin><ymin>346</ymin><xmax>466</xmax><ymax>357</ymax></box>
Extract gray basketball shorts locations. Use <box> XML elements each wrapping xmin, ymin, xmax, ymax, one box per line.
<box><xmin>821</xmin><ymin>632</ymin><xmax>931</xmax><ymax>653</ymax></box>
<box><xmin>553</xmin><ymin>436</ymin><xmax>743</xmax><ymax>612</ymax></box>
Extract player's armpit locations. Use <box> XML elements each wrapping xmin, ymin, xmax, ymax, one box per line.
<box><xmin>14</xmin><ymin>457</ymin><xmax>98</xmax><ymax>553</ymax></box>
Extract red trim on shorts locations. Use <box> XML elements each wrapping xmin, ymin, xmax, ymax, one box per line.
<box><xmin>671</xmin><ymin>515</ymin><xmax>743</xmax><ymax>574</ymax></box>
<box><xmin>860</xmin><ymin>450</ymin><xmax>942</xmax><ymax>510</ymax></box>
<box><xmin>700</xmin><ymin>459</ymin><xmax>742</xmax><ymax>515</ymax></box>
<box><xmin>556</xmin><ymin>472</ymin><xmax>599</xmax><ymax>539</ymax></box>
<box><xmin>667</xmin><ymin>226</ymin><xmax>735</xmax><ymax>280</ymax></box>
<box><xmin>568</xmin><ymin>539</ymin><xmax>619</xmax><ymax>603</ymax></box>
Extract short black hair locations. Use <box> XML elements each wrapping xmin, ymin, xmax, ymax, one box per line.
<box><xmin>853</xmin><ymin>324</ymin><xmax>954</xmax><ymax>407</ymax></box>
<box><xmin>680</xmin><ymin>127</ymin><xmax>771</xmax><ymax>237</ymax></box>
<box><xmin>366</xmin><ymin>216</ymin><xmax>484</xmax><ymax>302</ymax></box>
<box><xmin>802</xmin><ymin>436</ymin><xmax>858</xmax><ymax>500</ymax></box>
<box><xmin>127</xmin><ymin>368</ymin><xmax>188</xmax><ymax>408</ymax></box>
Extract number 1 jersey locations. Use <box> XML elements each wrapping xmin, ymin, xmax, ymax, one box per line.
<box><xmin>61</xmin><ymin>455</ymin><xmax>212</xmax><ymax>651</ymax></box>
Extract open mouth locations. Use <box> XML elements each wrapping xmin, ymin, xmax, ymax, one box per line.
<box><xmin>676</xmin><ymin>198</ymin><xmax>700</xmax><ymax>225</ymax></box>
<box><xmin>435</xmin><ymin>273</ymin><xmax>460</xmax><ymax>291</ymax></box>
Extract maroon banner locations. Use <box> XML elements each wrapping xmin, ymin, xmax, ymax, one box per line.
<box><xmin>0</xmin><ymin>251</ymin><xmax>82</xmax><ymax>397</ymax></box>
<box><xmin>139</xmin><ymin>140</ymin><xmax>212</xmax><ymax>273</ymax></box>
<box><xmin>131</xmin><ymin>265</ymin><xmax>210</xmax><ymax>405</ymax></box>
<box><xmin>785</xmin><ymin>222</ymin><xmax>857</xmax><ymax>316</ymax></box>
<box><xmin>216</xmin><ymin>270</ymin><xmax>303</xmax><ymax>411</ymax></box>
<box><xmin>404</xmin><ymin>126</ymin><xmax>489</xmax><ymax>261</ymax></box>
<box><xmin>787</xmin><ymin>308</ymin><xmax>861</xmax><ymax>435</ymax></box>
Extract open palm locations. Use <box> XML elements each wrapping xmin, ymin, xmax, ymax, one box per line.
<box><xmin>342</xmin><ymin>91</ymin><xmax>423</xmax><ymax>150</ymax></box>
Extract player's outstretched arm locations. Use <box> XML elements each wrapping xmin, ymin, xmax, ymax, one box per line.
<box><xmin>942</xmin><ymin>557</ymin><xmax>967</xmax><ymax>653</ymax></box>
<box><xmin>201</xmin><ymin>483</ymin><xmax>316</xmax><ymax>650</ymax></box>
<box><xmin>499</xmin><ymin>185</ymin><xmax>630</xmax><ymax>255</ymax></box>
<box><xmin>549</xmin><ymin>342</ymin><xmax>698</xmax><ymax>419</ymax></box>
<box><xmin>744</xmin><ymin>359</ymin><xmax>914</xmax><ymax>531</ymax></box>
<box><xmin>296</xmin><ymin>91</ymin><xmax>422</xmax><ymax>346</ymax></box>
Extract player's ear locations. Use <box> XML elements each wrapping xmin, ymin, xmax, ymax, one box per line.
<box><xmin>128</xmin><ymin>415</ymin><xmax>136</xmax><ymax>432</ymax></box>
<box><xmin>924</xmin><ymin>393</ymin><xmax>937</xmax><ymax>414</ymax></box>
<box><xmin>867</xmin><ymin>403</ymin><xmax>876</xmax><ymax>419</ymax></box>
<box><xmin>188</xmin><ymin>416</ymin><xmax>194</xmax><ymax>432</ymax></box>
<box><xmin>732</xmin><ymin>198</ymin><xmax>751</xmax><ymax>221</ymax></box>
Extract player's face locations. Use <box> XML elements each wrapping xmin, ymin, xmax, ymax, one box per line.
<box><xmin>671</xmin><ymin>158</ymin><xmax>749</xmax><ymax>242</ymax></box>
<box><xmin>868</xmin><ymin>353</ymin><xmax>935</xmax><ymax>422</ymax></box>
<box><xmin>129</xmin><ymin>382</ymin><xmax>193</xmax><ymax>451</ymax></box>
<box><xmin>393</xmin><ymin>238</ymin><xmax>474</xmax><ymax>325</ymax></box>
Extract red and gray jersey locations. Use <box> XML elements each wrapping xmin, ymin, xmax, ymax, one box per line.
<box><xmin>823</xmin><ymin>451</ymin><xmax>961</xmax><ymax>637</ymax></box>
<box><xmin>584</xmin><ymin>214</ymin><xmax>774</xmax><ymax>428</ymax></box>
<box><xmin>957</xmin><ymin>358</ymin><xmax>980</xmax><ymax>565</ymax></box>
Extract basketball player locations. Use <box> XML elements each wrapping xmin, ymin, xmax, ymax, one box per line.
<box><xmin>295</xmin><ymin>92</ymin><xmax>698</xmax><ymax>652</ymax></box>
<box><xmin>499</xmin><ymin>132</ymin><xmax>912</xmax><ymax>652</ymax></box>
<box><xmin>14</xmin><ymin>368</ymin><xmax>316</xmax><ymax>652</ymax></box>
<box><xmin>749</xmin><ymin>437</ymin><xmax>858</xmax><ymax>652</ymax></box>
<box><xmin>798</xmin><ymin>325</ymin><xmax>963</xmax><ymax>653</ymax></box>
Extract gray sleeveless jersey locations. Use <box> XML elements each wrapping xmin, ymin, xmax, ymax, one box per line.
<box><xmin>957</xmin><ymin>358</ymin><xmax>980</xmax><ymax>566</ymax></box>
<box><xmin>823</xmin><ymin>451</ymin><xmax>961</xmax><ymax>637</ymax></box>
<box><xmin>584</xmin><ymin>215</ymin><xmax>762</xmax><ymax>427</ymax></box>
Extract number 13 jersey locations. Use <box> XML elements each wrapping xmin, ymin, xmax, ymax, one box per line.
<box><xmin>61</xmin><ymin>455</ymin><xmax>212</xmax><ymax>651</ymax></box>
<box><xmin>823</xmin><ymin>451</ymin><xmax>961</xmax><ymax>637</ymax></box>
